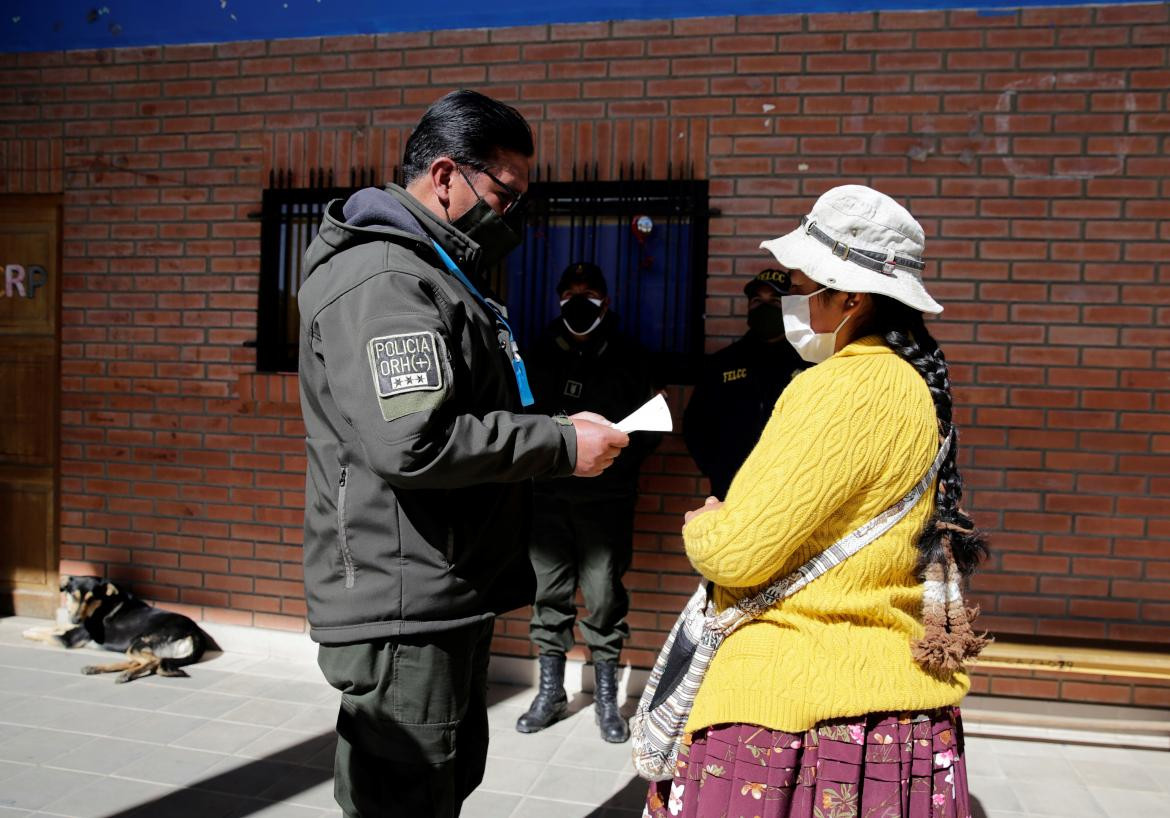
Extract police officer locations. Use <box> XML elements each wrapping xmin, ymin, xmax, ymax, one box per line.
<box><xmin>516</xmin><ymin>262</ymin><xmax>660</xmax><ymax>743</ymax></box>
<box><xmin>683</xmin><ymin>269</ymin><xmax>805</xmax><ymax>498</ymax></box>
<box><xmin>297</xmin><ymin>91</ymin><xmax>629</xmax><ymax>818</ymax></box>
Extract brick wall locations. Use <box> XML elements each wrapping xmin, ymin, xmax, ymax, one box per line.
<box><xmin>2</xmin><ymin>3</ymin><xmax>1168</xmax><ymax>705</ymax></box>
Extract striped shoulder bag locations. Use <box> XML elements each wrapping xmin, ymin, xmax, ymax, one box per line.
<box><xmin>630</xmin><ymin>432</ymin><xmax>953</xmax><ymax>782</ymax></box>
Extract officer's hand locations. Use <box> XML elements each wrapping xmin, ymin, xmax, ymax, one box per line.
<box><xmin>683</xmin><ymin>496</ymin><xmax>723</xmax><ymax>527</ymax></box>
<box><xmin>569</xmin><ymin>413</ymin><xmax>629</xmax><ymax>477</ymax></box>
<box><xmin>571</xmin><ymin>411</ymin><xmax>610</xmax><ymax>426</ymax></box>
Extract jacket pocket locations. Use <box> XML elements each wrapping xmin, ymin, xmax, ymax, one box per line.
<box><xmin>443</xmin><ymin>489</ymin><xmax>467</xmax><ymax>567</ymax></box>
<box><xmin>337</xmin><ymin>466</ymin><xmax>356</xmax><ymax>589</ymax></box>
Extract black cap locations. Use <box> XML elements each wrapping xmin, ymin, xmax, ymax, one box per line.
<box><xmin>744</xmin><ymin>268</ymin><xmax>791</xmax><ymax>297</ymax></box>
<box><xmin>556</xmin><ymin>261</ymin><xmax>608</xmax><ymax>296</ymax></box>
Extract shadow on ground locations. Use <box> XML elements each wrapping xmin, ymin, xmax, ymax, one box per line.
<box><xmin>588</xmin><ymin>775</ymin><xmax>647</xmax><ymax>816</ymax></box>
<box><xmin>100</xmin><ymin>732</ymin><xmax>337</xmax><ymax>818</ymax></box>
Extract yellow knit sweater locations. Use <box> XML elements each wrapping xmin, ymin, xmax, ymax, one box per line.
<box><xmin>683</xmin><ymin>336</ymin><xmax>969</xmax><ymax>734</ymax></box>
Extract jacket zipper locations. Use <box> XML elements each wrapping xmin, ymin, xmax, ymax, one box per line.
<box><xmin>337</xmin><ymin>467</ymin><xmax>356</xmax><ymax>589</ymax></box>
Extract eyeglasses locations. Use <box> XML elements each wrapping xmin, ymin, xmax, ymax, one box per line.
<box><xmin>460</xmin><ymin>164</ymin><xmax>526</xmax><ymax>216</ymax></box>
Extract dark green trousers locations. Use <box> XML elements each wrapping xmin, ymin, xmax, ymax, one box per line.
<box><xmin>528</xmin><ymin>494</ymin><xmax>634</xmax><ymax>663</ymax></box>
<box><xmin>316</xmin><ymin>619</ymin><xmax>494</xmax><ymax>818</ymax></box>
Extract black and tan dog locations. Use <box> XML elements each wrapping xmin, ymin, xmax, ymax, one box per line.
<box><xmin>23</xmin><ymin>576</ymin><xmax>217</xmax><ymax>683</ymax></box>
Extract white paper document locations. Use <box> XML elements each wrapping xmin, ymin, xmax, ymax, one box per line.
<box><xmin>614</xmin><ymin>393</ymin><xmax>673</xmax><ymax>434</ymax></box>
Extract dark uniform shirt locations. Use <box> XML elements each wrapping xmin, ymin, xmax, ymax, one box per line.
<box><xmin>526</xmin><ymin>314</ymin><xmax>660</xmax><ymax>501</ymax></box>
<box><xmin>683</xmin><ymin>334</ymin><xmax>805</xmax><ymax>499</ymax></box>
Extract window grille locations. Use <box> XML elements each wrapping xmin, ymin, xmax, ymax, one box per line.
<box><xmin>496</xmin><ymin>164</ymin><xmax>709</xmax><ymax>384</ymax></box>
<box><xmin>256</xmin><ymin>168</ymin><xmax>388</xmax><ymax>372</ymax></box>
<box><xmin>256</xmin><ymin>165</ymin><xmax>710</xmax><ymax>383</ymax></box>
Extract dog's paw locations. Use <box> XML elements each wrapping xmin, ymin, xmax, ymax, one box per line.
<box><xmin>22</xmin><ymin>626</ymin><xmax>58</xmax><ymax>641</ymax></box>
<box><xmin>80</xmin><ymin>665</ymin><xmax>102</xmax><ymax>675</ymax></box>
<box><xmin>115</xmin><ymin>672</ymin><xmax>134</xmax><ymax>684</ymax></box>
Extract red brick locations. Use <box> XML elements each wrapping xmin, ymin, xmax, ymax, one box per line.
<box><xmin>806</xmin><ymin>53</ymin><xmax>873</xmax><ymax>73</ymax></box>
<box><xmin>736</xmin><ymin>55</ymin><xmax>801</xmax><ymax>74</ymax></box>
<box><xmin>611</xmin><ymin>19</ymin><xmax>670</xmax><ymax>37</ymax></box>
<box><xmin>549</xmin><ymin>20</ymin><xmax>610</xmax><ymax>40</ymax></box>
<box><xmin>712</xmin><ymin>35</ymin><xmax>775</xmax><ymax>53</ymax></box>
<box><xmin>647</xmin><ymin>37</ymin><xmax>711</xmax><ymax>57</ymax></box>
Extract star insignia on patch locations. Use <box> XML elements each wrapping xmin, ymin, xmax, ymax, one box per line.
<box><xmin>367</xmin><ymin>331</ymin><xmax>443</xmax><ymax>398</ymax></box>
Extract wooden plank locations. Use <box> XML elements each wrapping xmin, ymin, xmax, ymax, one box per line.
<box><xmin>978</xmin><ymin>641</ymin><xmax>1170</xmax><ymax>681</ymax></box>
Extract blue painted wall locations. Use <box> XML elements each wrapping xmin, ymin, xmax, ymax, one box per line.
<box><xmin>0</xmin><ymin>0</ymin><xmax>1148</xmax><ymax>53</ymax></box>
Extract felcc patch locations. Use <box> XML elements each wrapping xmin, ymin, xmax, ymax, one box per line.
<box><xmin>367</xmin><ymin>331</ymin><xmax>443</xmax><ymax>398</ymax></box>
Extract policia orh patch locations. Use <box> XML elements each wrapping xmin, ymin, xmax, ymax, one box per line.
<box><xmin>366</xmin><ymin>331</ymin><xmax>446</xmax><ymax>422</ymax></box>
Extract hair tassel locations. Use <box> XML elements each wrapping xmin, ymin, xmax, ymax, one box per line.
<box><xmin>911</xmin><ymin>526</ymin><xmax>991</xmax><ymax>676</ymax></box>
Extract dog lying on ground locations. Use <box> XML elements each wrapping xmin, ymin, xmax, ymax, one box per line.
<box><xmin>22</xmin><ymin>576</ymin><xmax>217</xmax><ymax>683</ymax></box>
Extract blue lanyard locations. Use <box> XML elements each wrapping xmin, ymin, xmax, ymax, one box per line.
<box><xmin>430</xmin><ymin>240</ymin><xmax>534</xmax><ymax>407</ymax></box>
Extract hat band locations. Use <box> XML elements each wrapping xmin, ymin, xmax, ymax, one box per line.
<box><xmin>801</xmin><ymin>216</ymin><xmax>925</xmax><ymax>279</ymax></box>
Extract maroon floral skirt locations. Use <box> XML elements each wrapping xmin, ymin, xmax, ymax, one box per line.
<box><xmin>644</xmin><ymin>707</ymin><xmax>971</xmax><ymax>818</ymax></box>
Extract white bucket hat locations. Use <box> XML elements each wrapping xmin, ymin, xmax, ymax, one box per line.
<box><xmin>760</xmin><ymin>185</ymin><xmax>942</xmax><ymax>314</ymax></box>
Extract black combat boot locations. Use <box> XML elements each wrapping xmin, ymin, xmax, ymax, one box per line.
<box><xmin>516</xmin><ymin>654</ymin><xmax>568</xmax><ymax>734</ymax></box>
<box><xmin>593</xmin><ymin>660</ymin><xmax>630</xmax><ymax>743</ymax></box>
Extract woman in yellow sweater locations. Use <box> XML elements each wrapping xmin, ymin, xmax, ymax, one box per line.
<box><xmin>645</xmin><ymin>185</ymin><xmax>987</xmax><ymax>818</ymax></box>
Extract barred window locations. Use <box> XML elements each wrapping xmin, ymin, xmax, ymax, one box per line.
<box><xmin>498</xmin><ymin>168</ymin><xmax>709</xmax><ymax>384</ymax></box>
<box><xmin>255</xmin><ymin>169</ymin><xmax>372</xmax><ymax>372</ymax></box>
<box><xmin>256</xmin><ymin>167</ymin><xmax>710</xmax><ymax>382</ymax></box>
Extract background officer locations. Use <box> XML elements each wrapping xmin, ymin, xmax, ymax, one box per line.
<box><xmin>516</xmin><ymin>262</ymin><xmax>661</xmax><ymax>743</ymax></box>
<box><xmin>683</xmin><ymin>269</ymin><xmax>806</xmax><ymax>498</ymax></box>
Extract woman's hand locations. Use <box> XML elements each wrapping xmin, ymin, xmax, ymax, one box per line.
<box><xmin>683</xmin><ymin>496</ymin><xmax>724</xmax><ymax>528</ymax></box>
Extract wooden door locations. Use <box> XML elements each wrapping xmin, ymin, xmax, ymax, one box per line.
<box><xmin>0</xmin><ymin>197</ymin><xmax>61</xmax><ymax>616</ymax></box>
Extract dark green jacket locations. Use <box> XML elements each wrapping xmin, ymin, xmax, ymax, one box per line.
<box><xmin>298</xmin><ymin>185</ymin><xmax>577</xmax><ymax>643</ymax></box>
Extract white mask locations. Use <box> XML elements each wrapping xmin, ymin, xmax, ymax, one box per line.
<box><xmin>560</xmin><ymin>296</ymin><xmax>605</xmax><ymax>335</ymax></box>
<box><xmin>781</xmin><ymin>287</ymin><xmax>851</xmax><ymax>364</ymax></box>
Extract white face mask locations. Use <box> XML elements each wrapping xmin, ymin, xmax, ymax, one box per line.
<box><xmin>781</xmin><ymin>287</ymin><xmax>851</xmax><ymax>364</ymax></box>
<box><xmin>559</xmin><ymin>296</ymin><xmax>604</xmax><ymax>335</ymax></box>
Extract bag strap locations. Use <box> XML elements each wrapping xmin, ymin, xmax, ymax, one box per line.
<box><xmin>711</xmin><ymin>430</ymin><xmax>954</xmax><ymax>632</ymax></box>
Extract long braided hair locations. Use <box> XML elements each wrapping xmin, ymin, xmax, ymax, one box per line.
<box><xmin>859</xmin><ymin>294</ymin><xmax>988</xmax><ymax>578</ymax></box>
<box><xmin>826</xmin><ymin>290</ymin><xmax>990</xmax><ymax>673</ymax></box>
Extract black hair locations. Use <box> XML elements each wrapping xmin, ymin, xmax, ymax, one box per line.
<box><xmin>829</xmin><ymin>290</ymin><xmax>989</xmax><ymax>578</ymax></box>
<box><xmin>402</xmin><ymin>89</ymin><xmax>534</xmax><ymax>184</ymax></box>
